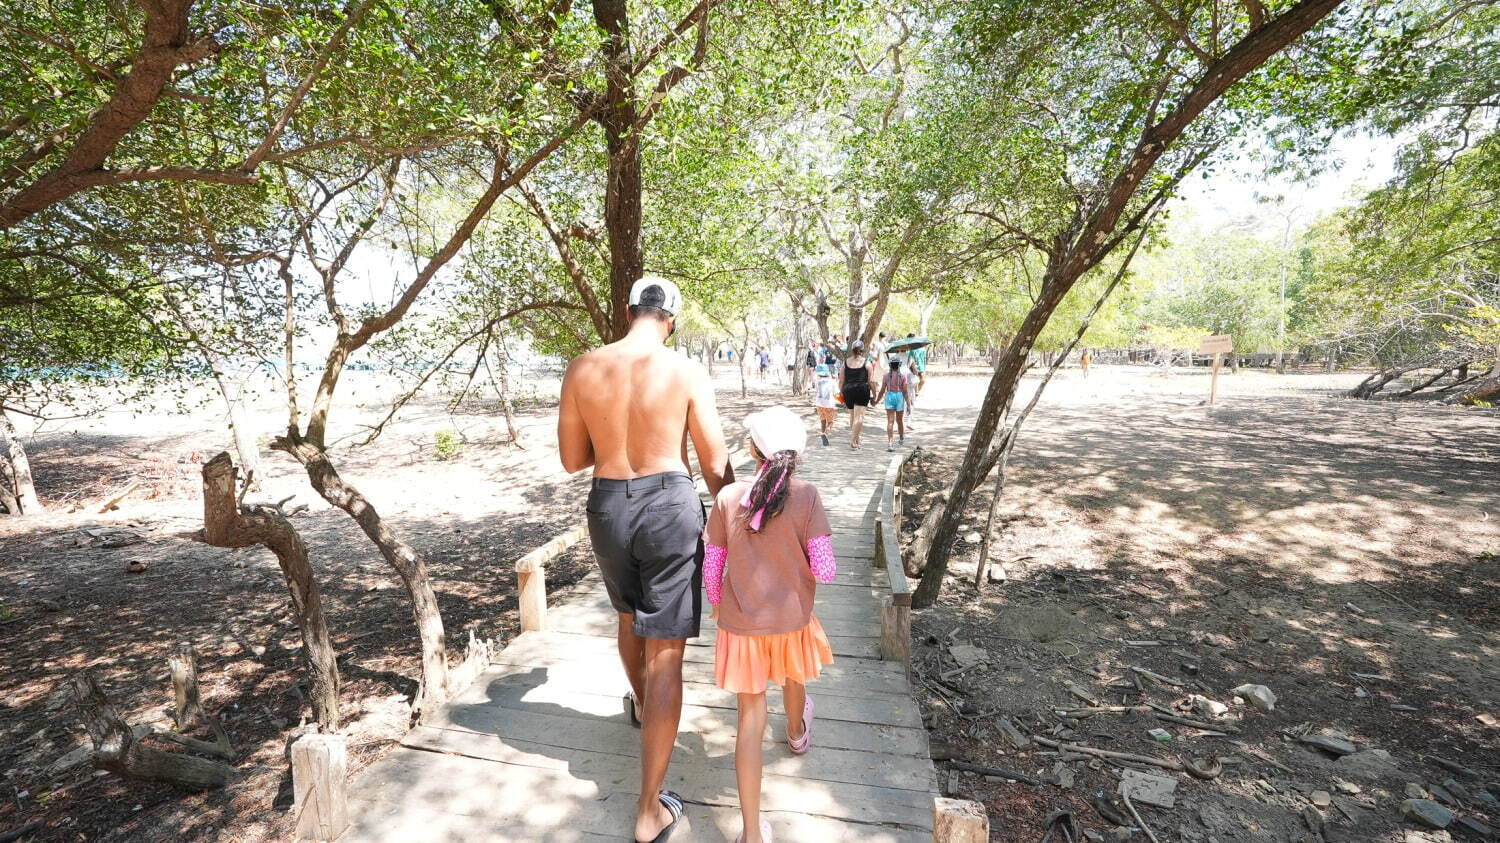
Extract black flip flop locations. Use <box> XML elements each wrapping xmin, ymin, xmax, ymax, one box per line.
<box><xmin>635</xmin><ymin>790</ymin><xmax>683</xmax><ymax>843</ymax></box>
<box><xmin>624</xmin><ymin>691</ymin><xmax>641</xmax><ymax>728</ymax></box>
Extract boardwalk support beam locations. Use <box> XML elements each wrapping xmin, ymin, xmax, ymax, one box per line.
<box><xmin>876</xmin><ymin>454</ymin><xmax>913</xmax><ymax>668</ymax></box>
<box><xmin>933</xmin><ymin>797</ymin><xmax>989</xmax><ymax>841</ymax></box>
<box><xmin>514</xmin><ymin>524</ymin><xmax>587</xmax><ymax>632</ymax></box>
<box><xmin>292</xmin><ymin>733</ymin><xmax>349</xmax><ymax>841</ymax></box>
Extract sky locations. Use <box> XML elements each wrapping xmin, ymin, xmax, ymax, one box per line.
<box><xmin>1172</xmin><ymin>130</ymin><xmax>1402</xmax><ymax>236</ymax></box>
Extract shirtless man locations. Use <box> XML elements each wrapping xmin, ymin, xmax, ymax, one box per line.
<box><xmin>557</xmin><ymin>276</ymin><xmax>734</xmax><ymax>843</ymax></box>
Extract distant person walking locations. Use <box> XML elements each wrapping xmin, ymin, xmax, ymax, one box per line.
<box><xmin>812</xmin><ymin>364</ymin><xmax>838</xmax><ymax>446</ymax></box>
<box><xmin>556</xmin><ymin>276</ymin><xmax>735</xmax><ymax>843</ymax></box>
<box><xmin>837</xmin><ymin>340</ymin><xmax>876</xmax><ymax>450</ymax></box>
<box><xmin>758</xmin><ymin>348</ymin><xmax>770</xmax><ymax>381</ymax></box>
<box><xmin>703</xmin><ymin>406</ymin><xmax>837</xmax><ymax>843</ymax></box>
<box><xmin>1080</xmin><ymin>347</ymin><xmax>1092</xmax><ymax>378</ymax></box>
<box><xmin>876</xmin><ymin>358</ymin><xmax>914</xmax><ymax>451</ymax></box>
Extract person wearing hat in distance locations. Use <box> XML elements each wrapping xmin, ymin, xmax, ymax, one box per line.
<box><xmin>703</xmin><ymin>406</ymin><xmax>837</xmax><ymax>843</ymax></box>
<box><xmin>557</xmin><ymin>275</ymin><xmax>735</xmax><ymax>843</ymax></box>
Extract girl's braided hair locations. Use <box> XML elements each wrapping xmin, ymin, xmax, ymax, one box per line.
<box><xmin>739</xmin><ymin>442</ymin><xmax>799</xmax><ymax>532</ymax></box>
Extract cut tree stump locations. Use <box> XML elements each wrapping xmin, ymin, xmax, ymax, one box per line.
<box><xmin>933</xmin><ymin>797</ymin><xmax>989</xmax><ymax>841</ymax></box>
<box><xmin>169</xmin><ymin>642</ymin><xmax>205</xmax><ymax>731</ymax></box>
<box><xmin>292</xmin><ymin>733</ymin><xmax>349</xmax><ymax>841</ymax></box>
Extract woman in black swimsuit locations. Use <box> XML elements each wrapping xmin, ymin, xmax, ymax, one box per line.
<box><xmin>838</xmin><ymin>340</ymin><xmax>877</xmax><ymax>450</ymax></box>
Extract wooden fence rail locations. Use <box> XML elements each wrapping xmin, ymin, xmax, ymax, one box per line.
<box><xmin>875</xmin><ymin>453</ymin><xmax>912</xmax><ymax>668</ymax></box>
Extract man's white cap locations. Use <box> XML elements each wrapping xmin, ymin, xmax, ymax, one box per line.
<box><xmin>745</xmin><ymin>405</ymin><xmax>807</xmax><ymax>457</ymax></box>
<box><xmin>628</xmin><ymin>275</ymin><xmax>683</xmax><ymax>316</ymax></box>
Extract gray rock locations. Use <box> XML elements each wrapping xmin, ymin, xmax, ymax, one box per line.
<box><xmin>1453</xmin><ymin>817</ymin><xmax>1494</xmax><ymax>840</ymax></box>
<box><xmin>948</xmin><ymin>643</ymin><xmax>987</xmax><ymax>668</ymax></box>
<box><xmin>1311</xmin><ymin>790</ymin><xmax>1331</xmax><ymax>807</ymax></box>
<box><xmin>1300</xmin><ymin>733</ymin><xmax>1358</xmax><ymax>757</ymax></box>
<box><xmin>1433</xmin><ymin>784</ymin><xmax>1460</xmax><ymax>807</ymax></box>
<box><xmin>1107</xmin><ymin>828</ymin><xmax>1133</xmax><ymax>843</ymax></box>
<box><xmin>1120</xmin><ymin>769</ymin><xmax>1178</xmax><ymax>808</ymax></box>
<box><xmin>1403</xmin><ymin>799</ymin><xmax>1455</xmax><ymax>829</ymax></box>
<box><xmin>1336</xmin><ymin>749</ymin><xmax>1402</xmax><ymax>782</ymax></box>
<box><xmin>1444</xmin><ymin>778</ymin><xmax>1474</xmax><ymax>804</ymax></box>
<box><xmin>1232</xmin><ymin>684</ymin><xmax>1277</xmax><ymax>713</ymax></box>
<box><xmin>46</xmin><ymin>745</ymin><xmax>93</xmax><ymax>775</ymax></box>
<box><xmin>1409</xmin><ymin>783</ymin><xmax>1433</xmax><ymax>799</ymax></box>
<box><xmin>1475</xmin><ymin>791</ymin><xmax>1499</xmax><ymax>808</ymax></box>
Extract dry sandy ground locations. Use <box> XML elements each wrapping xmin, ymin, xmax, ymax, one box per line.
<box><xmin>2</xmin><ymin>362</ymin><xmax>1495</xmax><ymax>842</ymax></box>
<box><xmin>0</xmin><ymin>365</ymin><xmax>802</xmax><ymax>842</ymax></box>
<box><xmin>903</xmin><ymin>365</ymin><xmax>1500</xmax><ymax>842</ymax></box>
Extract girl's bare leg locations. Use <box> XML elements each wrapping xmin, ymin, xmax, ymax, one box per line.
<box><xmin>896</xmin><ymin>409</ymin><xmax>906</xmax><ymax>441</ymax></box>
<box><xmin>737</xmin><ymin>692</ymin><xmax>769</xmax><ymax>843</ymax></box>
<box><xmin>886</xmin><ymin>410</ymin><xmax>895</xmax><ymax>445</ymax></box>
<box><xmin>783</xmin><ymin>680</ymin><xmax>807</xmax><ymax>741</ymax></box>
<box><xmin>850</xmin><ymin>406</ymin><xmax>864</xmax><ymax>448</ymax></box>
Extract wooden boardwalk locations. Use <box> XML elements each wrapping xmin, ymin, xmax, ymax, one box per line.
<box><xmin>341</xmin><ymin>444</ymin><xmax>935</xmax><ymax>842</ymax></box>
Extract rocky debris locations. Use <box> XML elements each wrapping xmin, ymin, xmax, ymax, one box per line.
<box><xmin>1433</xmin><ymin>784</ymin><xmax>1461</xmax><ymax>808</ymax></box>
<box><xmin>1444</xmin><ymin>779</ymin><xmax>1474</xmax><ymax>804</ymax></box>
<box><xmin>1410</xmin><ymin>783</ymin><xmax>1434</xmax><ymax>799</ymax></box>
<box><xmin>1405</xmin><ymin>832</ymin><xmax>1454</xmax><ymax>843</ymax></box>
<box><xmin>1119</xmin><ymin>768</ymin><xmax>1179</xmax><ymax>808</ymax></box>
<box><xmin>1299</xmin><ymin>731</ymin><xmax>1358</xmax><ymax>757</ymax></box>
<box><xmin>948</xmin><ymin>642</ymin><xmax>987</xmax><ymax>668</ymax></box>
<box><xmin>1053</xmin><ymin>762</ymin><xmax>1075</xmax><ymax>789</ymax></box>
<box><xmin>1311</xmin><ymin>791</ymin><xmax>1331</xmax><ymax>807</ymax></box>
<box><xmin>1190</xmin><ymin>694</ymin><xmax>1229</xmax><ymax>719</ymax></box>
<box><xmin>46</xmin><ymin>744</ymin><xmax>93</xmax><ymax>775</ymax></box>
<box><xmin>1336</xmin><ymin>749</ymin><xmax>1402</xmax><ymax>782</ymax></box>
<box><xmin>1334</xmin><ymin>779</ymin><xmax>1362</xmax><ymax>795</ymax></box>
<box><xmin>1453</xmin><ymin>817</ymin><xmax>1494</xmax><ymax>840</ymax></box>
<box><xmin>1403</xmin><ymin>798</ymin><xmax>1455</xmax><ymax>830</ymax></box>
<box><xmin>1432</xmin><ymin>758</ymin><xmax>1482</xmax><ymax>780</ymax></box>
<box><xmin>1232</xmin><ymin>684</ymin><xmax>1277</xmax><ymax>713</ymax></box>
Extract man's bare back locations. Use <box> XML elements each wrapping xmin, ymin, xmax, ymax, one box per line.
<box><xmin>559</xmin><ymin>328</ymin><xmax>732</xmax><ymax>492</ymax></box>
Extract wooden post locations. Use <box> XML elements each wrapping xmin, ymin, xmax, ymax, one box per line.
<box><xmin>292</xmin><ymin>733</ymin><xmax>349</xmax><ymax>842</ymax></box>
<box><xmin>516</xmin><ymin>560</ymin><xmax>547</xmax><ymax>633</ymax></box>
<box><xmin>1209</xmin><ymin>351</ymin><xmax>1222</xmax><ymax>405</ymax></box>
<box><xmin>933</xmin><ymin>797</ymin><xmax>989</xmax><ymax>842</ymax></box>
<box><xmin>880</xmin><ymin>595</ymin><xmax>911</xmax><ymax>666</ymax></box>
<box><xmin>512</xmin><ymin>524</ymin><xmax>587</xmax><ymax>633</ymax></box>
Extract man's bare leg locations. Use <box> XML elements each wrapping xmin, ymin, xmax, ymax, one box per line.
<box><xmin>634</xmin><ymin>637</ymin><xmax>686</xmax><ymax>842</ymax></box>
<box><xmin>617</xmin><ymin>613</ymin><xmax>646</xmax><ymax>717</ymax></box>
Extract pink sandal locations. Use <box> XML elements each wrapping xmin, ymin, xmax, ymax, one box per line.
<box><xmin>787</xmin><ymin>695</ymin><xmax>814</xmax><ymax>755</ymax></box>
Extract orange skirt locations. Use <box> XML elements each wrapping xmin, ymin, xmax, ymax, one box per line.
<box><xmin>715</xmin><ymin>615</ymin><xmax>834</xmax><ymax>694</ymax></box>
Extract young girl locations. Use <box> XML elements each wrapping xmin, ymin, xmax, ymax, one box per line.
<box><xmin>876</xmin><ymin>358</ymin><xmax>913</xmax><ymax>451</ymax></box>
<box><xmin>704</xmin><ymin>406</ymin><xmax>837</xmax><ymax>843</ymax></box>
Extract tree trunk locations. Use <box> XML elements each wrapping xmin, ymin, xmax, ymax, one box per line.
<box><xmin>790</xmin><ymin>292</ymin><xmax>807</xmax><ymax>395</ymax></box>
<box><xmin>595</xmin><ymin>0</ymin><xmax>643</xmax><ymax>341</ymax></box>
<box><xmin>739</xmin><ymin>319</ymin><xmax>751</xmax><ymax>399</ymax></box>
<box><xmin>1447</xmin><ymin>373</ymin><xmax>1500</xmax><ymax>406</ymax></box>
<box><xmin>487</xmin><ymin>340</ymin><xmax>524</xmax><ymax>448</ymax></box>
<box><xmin>169</xmin><ymin>642</ymin><xmax>207</xmax><ymax>732</ymax></box>
<box><xmin>0</xmin><ymin>415</ymin><xmax>43</xmax><ymax>514</ymax></box>
<box><xmin>972</xmin><ymin>451</ymin><xmax>1011</xmax><ymax>590</ymax></box>
<box><xmin>919</xmin><ymin>292</ymin><xmax>939</xmax><ymax>337</ymax></box>
<box><xmin>198</xmin><ymin>452</ymin><xmax>341</xmax><ymax>728</ymax></box>
<box><xmin>70</xmin><ymin>671</ymin><xmax>232</xmax><ymax>790</ymax></box>
<box><xmin>273</xmin><ymin>437</ymin><xmax>449</xmax><ymax>714</ymax></box>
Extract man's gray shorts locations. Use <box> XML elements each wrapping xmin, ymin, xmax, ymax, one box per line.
<box><xmin>586</xmin><ymin>472</ymin><xmax>704</xmax><ymax>639</ymax></box>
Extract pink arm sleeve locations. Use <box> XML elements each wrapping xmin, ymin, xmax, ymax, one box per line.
<box><xmin>704</xmin><ymin>543</ymin><xmax>727</xmax><ymax>604</ymax></box>
<box><xmin>807</xmin><ymin>534</ymin><xmax>837</xmax><ymax>583</ymax></box>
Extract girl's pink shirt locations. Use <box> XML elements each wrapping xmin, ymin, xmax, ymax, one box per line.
<box><xmin>702</xmin><ymin>477</ymin><xmax>833</xmax><ymax>636</ymax></box>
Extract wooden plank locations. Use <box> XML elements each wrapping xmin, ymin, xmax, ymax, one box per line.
<box><xmin>544</xmin><ymin>598</ymin><xmax>882</xmax><ymax>640</ymax></box>
<box><xmin>349</xmin><ymin>747</ymin><xmax>935</xmax><ymax>831</ymax></box>
<box><xmin>481</xmin><ymin>641</ymin><xmax>913</xmax><ymax>697</ymax></box>
<box><xmin>436</xmin><ymin>666</ymin><xmax>924</xmax><ymax>729</ymax></box>
<box><xmin>417</xmin><ymin>694</ymin><xmax>933</xmax><ymax>758</ymax></box>
<box><xmin>498</xmin><ymin>629</ymin><xmax>906</xmax><ymax>674</ymax></box>
<box><xmin>405</xmin><ymin>721</ymin><xmax>936</xmax><ymax>792</ymax></box>
<box><xmin>345</xmin><ymin>791</ymin><xmax>929</xmax><ymax>842</ymax></box>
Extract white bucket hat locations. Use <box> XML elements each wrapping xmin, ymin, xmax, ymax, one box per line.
<box><xmin>744</xmin><ymin>405</ymin><xmax>807</xmax><ymax>457</ymax></box>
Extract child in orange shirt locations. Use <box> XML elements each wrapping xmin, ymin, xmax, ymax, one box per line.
<box><xmin>704</xmin><ymin>406</ymin><xmax>837</xmax><ymax>843</ymax></box>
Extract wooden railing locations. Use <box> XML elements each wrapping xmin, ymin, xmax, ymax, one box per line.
<box><xmin>874</xmin><ymin>453</ymin><xmax>912</xmax><ymax>668</ymax></box>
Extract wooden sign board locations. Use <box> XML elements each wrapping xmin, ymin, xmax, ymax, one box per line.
<box><xmin>1197</xmin><ymin>334</ymin><xmax>1233</xmax><ymax>354</ymax></box>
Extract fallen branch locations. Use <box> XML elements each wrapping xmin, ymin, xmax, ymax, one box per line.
<box><xmin>70</xmin><ymin>671</ymin><xmax>232</xmax><ymax>790</ymax></box>
<box><xmin>97</xmin><ymin>480</ymin><xmax>140</xmax><ymax>513</ymax></box>
<box><xmin>1033</xmin><ymin>736</ymin><xmax>1185</xmax><ymax>772</ymax></box>
<box><xmin>1120</xmin><ymin>787</ymin><xmax>1161</xmax><ymax>843</ymax></box>
<box><xmin>1130</xmin><ymin>666</ymin><xmax>1188</xmax><ymax>687</ymax></box>
<box><xmin>947</xmin><ymin>759</ymin><xmax>1043</xmax><ymax>785</ymax></box>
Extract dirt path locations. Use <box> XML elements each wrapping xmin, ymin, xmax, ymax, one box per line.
<box><xmin>903</xmin><ymin>366</ymin><xmax>1500</xmax><ymax>842</ymax></box>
